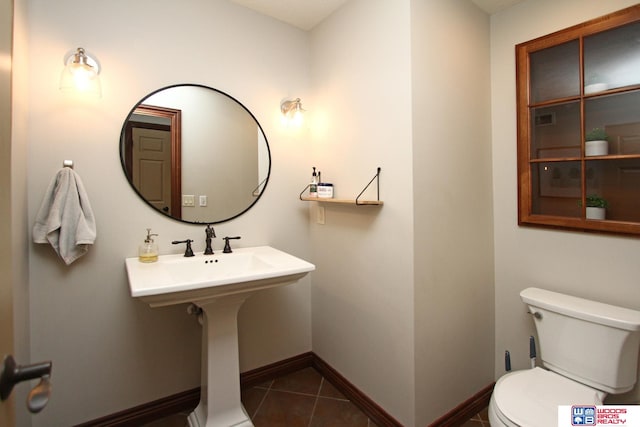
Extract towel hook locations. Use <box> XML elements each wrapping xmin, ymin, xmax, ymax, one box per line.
<box><xmin>62</xmin><ymin>160</ymin><xmax>74</xmax><ymax>169</ymax></box>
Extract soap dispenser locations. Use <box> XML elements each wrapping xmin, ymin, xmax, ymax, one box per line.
<box><xmin>309</xmin><ymin>167</ymin><xmax>318</xmax><ymax>197</ymax></box>
<box><xmin>139</xmin><ymin>228</ymin><xmax>159</xmax><ymax>263</ymax></box>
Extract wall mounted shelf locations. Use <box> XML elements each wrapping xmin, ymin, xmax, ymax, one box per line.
<box><xmin>300</xmin><ymin>197</ymin><xmax>383</xmax><ymax>206</ymax></box>
<box><xmin>300</xmin><ymin>167</ymin><xmax>383</xmax><ymax>206</ymax></box>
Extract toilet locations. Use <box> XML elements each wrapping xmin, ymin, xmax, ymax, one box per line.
<box><xmin>489</xmin><ymin>287</ymin><xmax>640</xmax><ymax>427</ymax></box>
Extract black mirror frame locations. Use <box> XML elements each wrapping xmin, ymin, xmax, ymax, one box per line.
<box><xmin>119</xmin><ymin>83</ymin><xmax>271</xmax><ymax>225</ymax></box>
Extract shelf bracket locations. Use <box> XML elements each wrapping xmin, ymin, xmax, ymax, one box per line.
<box><xmin>356</xmin><ymin>167</ymin><xmax>381</xmax><ymax>205</ymax></box>
<box><xmin>299</xmin><ymin>184</ymin><xmax>311</xmax><ymax>201</ymax></box>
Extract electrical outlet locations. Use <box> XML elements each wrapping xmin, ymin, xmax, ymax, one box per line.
<box><xmin>317</xmin><ymin>206</ymin><xmax>325</xmax><ymax>225</ymax></box>
<box><xmin>199</xmin><ymin>195</ymin><xmax>207</xmax><ymax>207</ymax></box>
<box><xmin>182</xmin><ymin>195</ymin><xmax>195</xmax><ymax>207</ymax></box>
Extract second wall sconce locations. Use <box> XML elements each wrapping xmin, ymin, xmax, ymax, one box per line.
<box><xmin>59</xmin><ymin>47</ymin><xmax>102</xmax><ymax>97</ymax></box>
<box><xmin>280</xmin><ymin>97</ymin><xmax>304</xmax><ymax>126</ymax></box>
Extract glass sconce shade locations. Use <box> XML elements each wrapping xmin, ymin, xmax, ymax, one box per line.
<box><xmin>59</xmin><ymin>47</ymin><xmax>102</xmax><ymax>97</ymax></box>
<box><xmin>280</xmin><ymin>98</ymin><xmax>304</xmax><ymax>126</ymax></box>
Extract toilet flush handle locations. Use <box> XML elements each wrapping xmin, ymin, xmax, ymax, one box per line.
<box><xmin>528</xmin><ymin>310</ymin><xmax>542</xmax><ymax>320</ymax></box>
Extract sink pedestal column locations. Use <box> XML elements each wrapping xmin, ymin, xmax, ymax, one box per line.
<box><xmin>187</xmin><ymin>294</ymin><xmax>254</xmax><ymax>427</ymax></box>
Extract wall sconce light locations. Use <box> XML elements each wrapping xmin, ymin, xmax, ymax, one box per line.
<box><xmin>280</xmin><ymin>97</ymin><xmax>304</xmax><ymax>126</ymax></box>
<box><xmin>59</xmin><ymin>47</ymin><xmax>102</xmax><ymax>97</ymax></box>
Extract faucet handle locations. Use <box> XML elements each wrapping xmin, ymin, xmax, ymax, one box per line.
<box><xmin>222</xmin><ymin>236</ymin><xmax>241</xmax><ymax>253</ymax></box>
<box><xmin>172</xmin><ymin>239</ymin><xmax>194</xmax><ymax>257</ymax></box>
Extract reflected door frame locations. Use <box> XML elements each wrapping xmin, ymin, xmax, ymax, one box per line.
<box><xmin>124</xmin><ymin>105</ymin><xmax>182</xmax><ymax>219</ymax></box>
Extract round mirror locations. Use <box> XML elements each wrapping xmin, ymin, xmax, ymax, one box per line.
<box><xmin>120</xmin><ymin>84</ymin><xmax>271</xmax><ymax>224</ymax></box>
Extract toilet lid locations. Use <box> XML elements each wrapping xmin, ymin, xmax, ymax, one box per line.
<box><xmin>493</xmin><ymin>368</ymin><xmax>604</xmax><ymax>427</ymax></box>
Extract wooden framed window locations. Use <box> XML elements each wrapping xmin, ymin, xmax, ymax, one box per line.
<box><xmin>516</xmin><ymin>5</ymin><xmax>640</xmax><ymax>236</ymax></box>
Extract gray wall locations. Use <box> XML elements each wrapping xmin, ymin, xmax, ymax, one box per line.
<box><xmin>309</xmin><ymin>1</ymin><xmax>416</xmax><ymax>424</ymax></box>
<box><xmin>412</xmin><ymin>0</ymin><xmax>494</xmax><ymax>423</ymax></box>
<box><xmin>491</xmin><ymin>0</ymin><xmax>640</xmax><ymax>403</ymax></box>
<box><xmin>23</xmin><ymin>1</ymin><xmax>312</xmax><ymax>425</ymax></box>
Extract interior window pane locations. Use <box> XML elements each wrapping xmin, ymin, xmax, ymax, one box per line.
<box><xmin>530</xmin><ymin>40</ymin><xmax>580</xmax><ymax>103</ymax></box>
<box><xmin>585</xmin><ymin>90</ymin><xmax>640</xmax><ymax>156</ymax></box>
<box><xmin>585</xmin><ymin>158</ymin><xmax>640</xmax><ymax>222</ymax></box>
<box><xmin>531</xmin><ymin>102</ymin><xmax>581</xmax><ymax>159</ymax></box>
<box><xmin>584</xmin><ymin>21</ymin><xmax>640</xmax><ymax>94</ymax></box>
<box><xmin>531</xmin><ymin>161</ymin><xmax>581</xmax><ymax>217</ymax></box>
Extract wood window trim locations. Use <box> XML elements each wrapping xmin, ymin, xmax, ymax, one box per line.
<box><xmin>516</xmin><ymin>5</ymin><xmax>640</xmax><ymax>237</ymax></box>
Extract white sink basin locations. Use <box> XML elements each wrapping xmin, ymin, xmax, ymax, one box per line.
<box><xmin>125</xmin><ymin>245</ymin><xmax>314</xmax><ymax>427</ymax></box>
<box><xmin>125</xmin><ymin>245</ymin><xmax>315</xmax><ymax>307</ymax></box>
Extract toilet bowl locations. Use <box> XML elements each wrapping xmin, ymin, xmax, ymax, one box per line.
<box><xmin>488</xmin><ymin>368</ymin><xmax>605</xmax><ymax>427</ymax></box>
<box><xmin>489</xmin><ymin>288</ymin><xmax>640</xmax><ymax>427</ymax></box>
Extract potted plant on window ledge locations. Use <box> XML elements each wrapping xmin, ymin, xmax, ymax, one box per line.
<box><xmin>581</xmin><ymin>194</ymin><xmax>608</xmax><ymax>220</ymax></box>
<box><xmin>585</xmin><ymin>128</ymin><xmax>609</xmax><ymax>156</ymax></box>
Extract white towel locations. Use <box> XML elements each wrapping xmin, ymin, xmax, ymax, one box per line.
<box><xmin>33</xmin><ymin>168</ymin><xmax>97</xmax><ymax>265</ymax></box>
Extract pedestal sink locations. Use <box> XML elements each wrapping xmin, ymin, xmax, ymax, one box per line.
<box><xmin>125</xmin><ymin>246</ymin><xmax>315</xmax><ymax>427</ymax></box>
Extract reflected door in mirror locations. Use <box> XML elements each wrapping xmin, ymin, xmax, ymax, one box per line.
<box><xmin>123</xmin><ymin>105</ymin><xmax>182</xmax><ymax>218</ymax></box>
<box><xmin>132</xmin><ymin>127</ymin><xmax>173</xmax><ymax>215</ymax></box>
<box><xmin>120</xmin><ymin>84</ymin><xmax>270</xmax><ymax>224</ymax></box>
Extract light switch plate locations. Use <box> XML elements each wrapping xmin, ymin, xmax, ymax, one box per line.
<box><xmin>183</xmin><ymin>195</ymin><xmax>195</xmax><ymax>207</ymax></box>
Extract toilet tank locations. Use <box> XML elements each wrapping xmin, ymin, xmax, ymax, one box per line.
<box><xmin>521</xmin><ymin>287</ymin><xmax>640</xmax><ymax>394</ymax></box>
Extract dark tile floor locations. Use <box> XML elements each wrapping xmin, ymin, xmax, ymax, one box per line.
<box><xmin>460</xmin><ymin>407</ymin><xmax>490</xmax><ymax>427</ymax></box>
<box><xmin>144</xmin><ymin>366</ymin><xmax>489</xmax><ymax>427</ymax></box>
<box><xmin>242</xmin><ymin>367</ymin><xmax>376</xmax><ymax>426</ymax></box>
<box><xmin>143</xmin><ymin>367</ymin><xmax>377</xmax><ymax>427</ymax></box>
